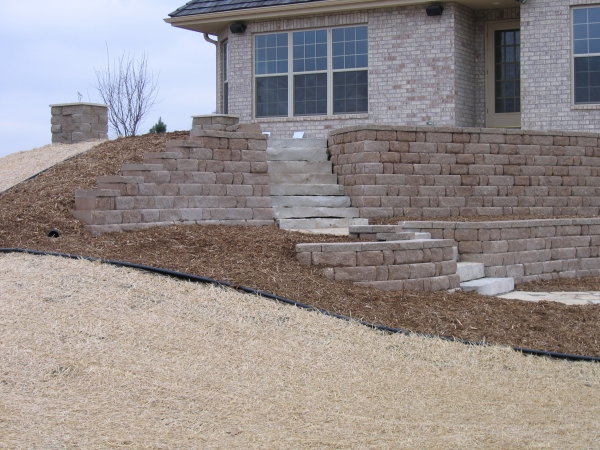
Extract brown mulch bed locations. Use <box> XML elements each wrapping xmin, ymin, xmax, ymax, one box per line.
<box><xmin>1</xmin><ymin>131</ymin><xmax>599</xmax><ymax>358</ymax></box>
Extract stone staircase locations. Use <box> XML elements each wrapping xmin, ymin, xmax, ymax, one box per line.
<box><xmin>456</xmin><ymin>262</ymin><xmax>514</xmax><ymax>296</ymax></box>
<box><xmin>267</xmin><ymin>138</ymin><xmax>367</xmax><ymax>230</ymax></box>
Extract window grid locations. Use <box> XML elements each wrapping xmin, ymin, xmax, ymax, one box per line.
<box><xmin>573</xmin><ymin>6</ymin><xmax>600</xmax><ymax>104</ymax></box>
<box><xmin>253</xmin><ymin>26</ymin><xmax>368</xmax><ymax>118</ymax></box>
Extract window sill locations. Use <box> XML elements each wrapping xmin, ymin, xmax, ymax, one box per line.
<box><xmin>252</xmin><ymin>113</ymin><xmax>369</xmax><ymax>123</ymax></box>
<box><xmin>571</xmin><ymin>104</ymin><xmax>600</xmax><ymax>110</ymax></box>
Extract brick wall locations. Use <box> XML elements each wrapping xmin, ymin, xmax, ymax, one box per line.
<box><xmin>215</xmin><ymin>4</ymin><xmax>480</xmax><ymax>138</ymax></box>
<box><xmin>329</xmin><ymin>124</ymin><xmax>600</xmax><ymax>219</ymax></box>
<box><xmin>521</xmin><ymin>0</ymin><xmax>600</xmax><ymax>131</ymax></box>
<box><xmin>73</xmin><ymin>115</ymin><xmax>273</xmax><ymax>234</ymax></box>
<box><xmin>404</xmin><ymin>219</ymin><xmax>600</xmax><ymax>285</ymax></box>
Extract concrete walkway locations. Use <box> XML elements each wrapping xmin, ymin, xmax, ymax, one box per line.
<box><xmin>498</xmin><ymin>291</ymin><xmax>600</xmax><ymax>306</ymax></box>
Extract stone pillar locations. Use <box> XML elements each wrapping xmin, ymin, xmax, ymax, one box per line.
<box><xmin>50</xmin><ymin>102</ymin><xmax>108</xmax><ymax>144</ymax></box>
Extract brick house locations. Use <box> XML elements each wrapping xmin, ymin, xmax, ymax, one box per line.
<box><xmin>166</xmin><ymin>0</ymin><xmax>600</xmax><ymax>138</ymax></box>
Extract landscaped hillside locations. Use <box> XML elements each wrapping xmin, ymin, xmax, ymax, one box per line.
<box><xmin>1</xmin><ymin>131</ymin><xmax>599</xmax><ymax>357</ymax></box>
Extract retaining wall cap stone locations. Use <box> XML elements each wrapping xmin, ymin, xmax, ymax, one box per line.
<box><xmin>191</xmin><ymin>130</ymin><xmax>266</xmax><ymax>139</ymax></box>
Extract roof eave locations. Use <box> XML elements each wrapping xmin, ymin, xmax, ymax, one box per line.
<box><xmin>164</xmin><ymin>0</ymin><xmax>432</xmax><ymax>35</ymax></box>
<box><xmin>164</xmin><ymin>0</ymin><xmax>517</xmax><ymax>35</ymax></box>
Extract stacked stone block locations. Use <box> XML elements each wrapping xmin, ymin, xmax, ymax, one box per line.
<box><xmin>329</xmin><ymin>125</ymin><xmax>600</xmax><ymax>219</ymax></box>
<box><xmin>296</xmin><ymin>239</ymin><xmax>459</xmax><ymax>292</ymax></box>
<box><xmin>50</xmin><ymin>103</ymin><xmax>108</xmax><ymax>143</ymax></box>
<box><xmin>72</xmin><ymin>116</ymin><xmax>273</xmax><ymax>234</ymax></box>
<box><xmin>404</xmin><ymin>219</ymin><xmax>600</xmax><ymax>285</ymax></box>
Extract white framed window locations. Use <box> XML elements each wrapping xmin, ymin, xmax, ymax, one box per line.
<box><xmin>223</xmin><ymin>41</ymin><xmax>229</xmax><ymax>114</ymax></box>
<box><xmin>253</xmin><ymin>25</ymin><xmax>368</xmax><ymax>118</ymax></box>
<box><xmin>573</xmin><ymin>6</ymin><xmax>600</xmax><ymax>104</ymax></box>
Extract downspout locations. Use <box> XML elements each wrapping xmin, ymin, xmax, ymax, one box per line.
<box><xmin>203</xmin><ymin>33</ymin><xmax>218</xmax><ymax>45</ymax></box>
<box><xmin>203</xmin><ymin>33</ymin><xmax>219</xmax><ymax>114</ymax></box>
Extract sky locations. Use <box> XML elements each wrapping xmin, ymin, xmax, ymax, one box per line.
<box><xmin>0</xmin><ymin>0</ymin><xmax>216</xmax><ymax>158</ymax></box>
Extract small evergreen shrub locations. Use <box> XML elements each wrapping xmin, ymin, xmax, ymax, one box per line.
<box><xmin>149</xmin><ymin>117</ymin><xmax>167</xmax><ymax>134</ymax></box>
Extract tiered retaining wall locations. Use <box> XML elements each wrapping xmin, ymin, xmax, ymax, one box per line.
<box><xmin>404</xmin><ymin>219</ymin><xmax>600</xmax><ymax>284</ymax></box>
<box><xmin>328</xmin><ymin>125</ymin><xmax>600</xmax><ymax>219</ymax></box>
<box><xmin>73</xmin><ymin>115</ymin><xmax>274</xmax><ymax>234</ymax></box>
<box><xmin>296</xmin><ymin>239</ymin><xmax>459</xmax><ymax>292</ymax></box>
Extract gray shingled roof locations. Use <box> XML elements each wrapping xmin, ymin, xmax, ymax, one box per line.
<box><xmin>169</xmin><ymin>0</ymin><xmax>327</xmax><ymax>17</ymax></box>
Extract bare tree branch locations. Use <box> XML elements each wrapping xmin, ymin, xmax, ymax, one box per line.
<box><xmin>94</xmin><ymin>48</ymin><xmax>159</xmax><ymax>137</ymax></box>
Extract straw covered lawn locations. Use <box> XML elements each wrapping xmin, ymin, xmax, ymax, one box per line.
<box><xmin>0</xmin><ymin>140</ymin><xmax>102</xmax><ymax>193</ymax></box>
<box><xmin>0</xmin><ymin>253</ymin><xmax>598</xmax><ymax>448</ymax></box>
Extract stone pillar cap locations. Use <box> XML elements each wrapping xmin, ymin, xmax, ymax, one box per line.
<box><xmin>50</xmin><ymin>102</ymin><xmax>108</xmax><ymax>107</ymax></box>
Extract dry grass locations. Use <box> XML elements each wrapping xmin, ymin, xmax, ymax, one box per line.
<box><xmin>1</xmin><ymin>132</ymin><xmax>600</xmax><ymax>358</ymax></box>
<box><xmin>0</xmin><ymin>252</ymin><xmax>599</xmax><ymax>449</ymax></box>
<box><xmin>0</xmin><ymin>141</ymin><xmax>103</xmax><ymax>193</ymax></box>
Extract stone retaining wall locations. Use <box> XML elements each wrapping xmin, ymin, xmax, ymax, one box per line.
<box><xmin>296</xmin><ymin>239</ymin><xmax>459</xmax><ymax>292</ymax></box>
<box><xmin>73</xmin><ymin>115</ymin><xmax>274</xmax><ymax>234</ymax></box>
<box><xmin>328</xmin><ymin>125</ymin><xmax>600</xmax><ymax>219</ymax></box>
<box><xmin>403</xmin><ymin>219</ymin><xmax>600</xmax><ymax>284</ymax></box>
<box><xmin>51</xmin><ymin>103</ymin><xmax>108</xmax><ymax>144</ymax></box>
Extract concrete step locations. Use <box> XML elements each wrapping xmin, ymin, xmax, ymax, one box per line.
<box><xmin>268</xmin><ymin>138</ymin><xmax>328</xmax><ymax>149</ymax></box>
<box><xmin>377</xmin><ymin>232</ymin><xmax>416</xmax><ymax>241</ymax></box>
<box><xmin>271</xmin><ymin>196</ymin><xmax>351</xmax><ymax>208</ymax></box>
<box><xmin>269</xmin><ymin>184</ymin><xmax>344</xmax><ymax>196</ymax></box>
<box><xmin>267</xmin><ymin>147</ymin><xmax>328</xmax><ymax>161</ymax></box>
<box><xmin>268</xmin><ymin>161</ymin><xmax>332</xmax><ymax>174</ymax></box>
<box><xmin>456</xmin><ymin>262</ymin><xmax>485</xmax><ymax>282</ymax></box>
<box><xmin>273</xmin><ymin>206</ymin><xmax>360</xmax><ymax>219</ymax></box>
<box><xmin>278</xmin><ymin>218</ymin><xmax>368</xmax><ymax>229</ymax></box>
<box><xmin>460</xmin><ymin>277</ymin><xmax>515</xmax><ymax>296</ymax></box>
<box><xmin>269</xmin><ymin>173</ymin><xmax>338</xmax><ymax>184</ymax></box>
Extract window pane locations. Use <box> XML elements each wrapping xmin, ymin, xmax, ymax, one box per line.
<box><xmin>574</xmin><ymin>56</ymin><xmax>600</xmax><ymax>104</ymax></box>
<box><xmin>223</xmin><ymin>82</ymin><xmax>228</xmax><ymax>115</ymax></box>
<box><xmin>574</xmin><ymin>9</ymin><xmax>588</xmax><ymax>25</ymax></box>
<box><xmin>255</xmin><ymin>33</ymin><xmax>288</xmax><ymax>75</ymax></box>
<box><xmin>590</xmin><ymin>38</ymin><xmax>600</xmax><ymax>53</ymax></box>
<box><xmin>575</xmin><ymin>40</ymin><xmax>589</xmax><ymax>55</ymax></box>
<box><xmin>573</xmin><ymin>8</ymin><xmax>600</xmax><ymax>56</ymax></box>
<box><xmin>331</xmin><ymin>25</ymin><xmax>368</xmax><ymax>69</ymax></box>
<box><xmin>293</xmin><ymin>29</ymin><xmax>328</xmax><ymax>74</ymax></box>
<box><xmin>333</xmin><ymin>70</ymin><xmax>368</xmax><ymax>114</ymax></box>
<box><xmin>494</xmin><ymin>29</ymin><xmax>520</xmax><ymax>113</ymax></box>
<box><xmin>256</xmin><ymin>76</ymin><xmax>288</xmax><ymax>117</ymax></box>
<box><xmin>590</xmin><ymin>7</ymin><xmax>600</xmax><ymax>23</ymax></box>
<box><xmin>294</xmin><ymin>73</ymin><xmax>327</xmax><ymax>116</ymax></box>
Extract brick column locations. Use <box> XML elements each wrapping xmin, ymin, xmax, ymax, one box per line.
<box><xmin>50</xmin><ymin>102</ymin><xmax>108</xmax><ymax>144</ymax></box>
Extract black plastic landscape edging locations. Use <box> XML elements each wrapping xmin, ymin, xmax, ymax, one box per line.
<box><xmin>1</xmin><ymin>247</ymin><xmax>599</xmax><ymax>363</ymax></box>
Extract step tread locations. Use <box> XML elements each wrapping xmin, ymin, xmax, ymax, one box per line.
<box><xmin>273</xmin><ymin>206</ymin><xmax>360</xmax><ymax>219</ymax></box>
<box><xmin>460</xmin><ymin>277</ymin><xmax>514</xmax><ymax>296</ymax></box>
<box><xmin>269</xmin><ymin>173</ymin><xmax>338</xmax><ymax>184</ymax></box>
<box><xmin>268</xmin><ymin>138</ymin><xmax>328</xmax><ymax>149</ymax></box>
<box><xmin>267</xmin><ymin>147</ymin><xmax>328</xmax><ymax>161</ymax></box>
<box><xmin>278</xmin><ymin>218</ymin><xmax>368</xmax><ymax>229</ymax></box>
<box><xmin>268</xmin><ymin>161</ymin><xmax>333</xmax><ymax>174</ymax></box>
<box><xmin>271</xmin><ymin>196</ymin><xmax>351</xmax><ymax>208</ymax></box>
